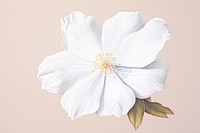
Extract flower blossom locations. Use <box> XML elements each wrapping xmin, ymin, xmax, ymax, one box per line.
<box><xmin>38</xmin><ymin>11</ymin><xmax>170</xmax><ymax>120</ymax></box>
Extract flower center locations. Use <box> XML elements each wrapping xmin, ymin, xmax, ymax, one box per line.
<box><xmin>93</xmin><ymin>53</ymin><xmax>117</xmax><ymax>74</ymax></box>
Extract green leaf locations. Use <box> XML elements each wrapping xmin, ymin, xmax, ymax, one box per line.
<box><xmin>128</xmin><ymin>99</ymin><xmax>145</xmax><ymax>130</ymax></box>
<box><xmin>145</xmin><ymin>97</ymin><xmax>151</xmax><ymax>102</ymax></box>
<box><xmin>144</xmin><ymin>99</ymin><xmax>174</xmax><ymax>118</ymax></box>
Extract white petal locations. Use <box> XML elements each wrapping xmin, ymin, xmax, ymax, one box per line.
<box><xmin>61</xmin><ymin>11</ymin><xmax>102</xmax><ymax>61</ymax></box>
<box><xmin>114</xmin><ymin>18</ymin><xmax>170</xmax><ymax>68</ymax></box>
<box><xmin>102</xmin><ymin>12</ymin><xmax>144</xmax><ymax>54</ymax></box>
<box><xmin>97</xmin><ymin>73</ymin><xmax>135</xmax><ymax>117</ymax></box>
<box><xmin>115</xmin><ymin>60</ymin><xmax>169</xmax><ymax>99</ymax></box>
<box><xmin>60</xmin><ymin>70</ymin><xmax>105</xmax><ymax>120</ymax></box>
<box><xmin>60</xmin><ymin>16</ymin><xmax>69</xmax><ymax>50</ymax></box>
<box><xmin>38</xmin><ymin>51</ymin><xmax>92</xmax><ymax>95</ymax></box>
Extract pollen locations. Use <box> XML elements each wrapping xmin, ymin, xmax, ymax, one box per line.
<box><xmin>101</xmin><ymin>61</ymin><xmax>109</xmax><ymax>69</ymax></box>
<box><xmin>93</xmin><ymin>53</ymin><xmax>117</xmax><ymax>74</ymax></box>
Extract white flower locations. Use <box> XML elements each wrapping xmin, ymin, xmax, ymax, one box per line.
<box><xmin>38</xmin><ymin>11</ymin><xmax>170</xmax><ymax>120</ymax></box>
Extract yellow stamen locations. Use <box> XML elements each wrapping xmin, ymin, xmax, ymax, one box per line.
<box><xmin>93</xmin><ymin>53</ymin><xmax>117</xmax><ymax>74</ymax></box>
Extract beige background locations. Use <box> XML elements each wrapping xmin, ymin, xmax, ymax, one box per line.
<box><xmin>0</xmin><ymin>0</ymin><xmax>200</xmax><ymax>132</ymax></box>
